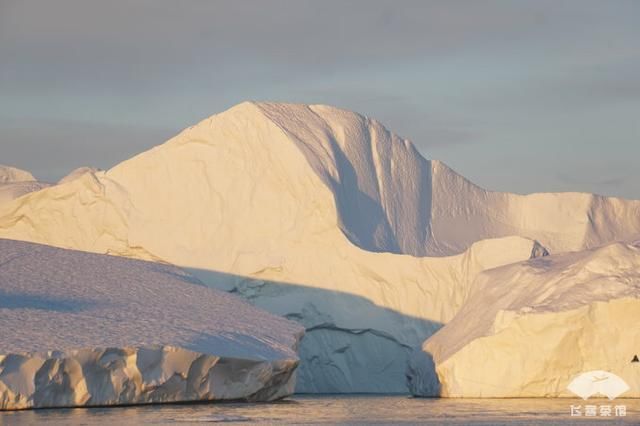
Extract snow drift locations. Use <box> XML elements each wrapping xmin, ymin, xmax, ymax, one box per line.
<box><xmin>0</xmin><ymin>239</ymin><xmax>303</xmax><ymax>410</ymax></box>
<box><xmin>408</xmin><ymin>242</ymin><xmax>640</xmax><ymax>398</ymax></box>
<box><xmin>0</xmin><ymin>102</ymin><xmax>638</xmax><ymax>393</ymax></box>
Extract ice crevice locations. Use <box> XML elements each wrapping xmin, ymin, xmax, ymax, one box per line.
<box><xmin>305</xmin><ymin>323</ymin><xmax>414</xmax><ymax>350</ymax></box>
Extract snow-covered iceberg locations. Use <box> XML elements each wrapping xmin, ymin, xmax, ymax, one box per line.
<box><xmin>0</xmin><ymin>165</ymin><xmax>49</xmax><ymax>204</ymax></box>
<box><xmin>408</xmin><ymin>242</ymin><xmax>640</xmax><ymax>398</ymax></box>
<box><xmin>0</xmin><ymin>102</ymin><xmax>638</xmax><ymax>393</ymax></box>
<box><xmin>232</xmin><ymin>235</ymin><xmax>546</xmax><ymax>393</ymax></box>
<box><xmin>0</xmin><ymin>239</ymin><xmax>303</xmax><ymax>410</ymax></box>
<box><xmin>1</xmin><ymin>103</ymin><xmax>638</xmax><ymax>257</ymax></box>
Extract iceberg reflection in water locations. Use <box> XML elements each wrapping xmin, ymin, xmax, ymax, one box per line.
<box><xmin>1</xmin><ymin>395</ymin><xmax>638</xmax><ymax>425</ymax></box>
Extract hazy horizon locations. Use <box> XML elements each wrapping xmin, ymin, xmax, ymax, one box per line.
<box><xmin>1</xmin><ymin>0</ymin><xmax>639</xmax><ymax>198</ymax></box>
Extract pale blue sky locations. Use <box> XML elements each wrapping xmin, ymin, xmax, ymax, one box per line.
<box><xmin>1</xmin><ymin>0</ymin><xmax>638</xmax><ymax>198</ymax></box>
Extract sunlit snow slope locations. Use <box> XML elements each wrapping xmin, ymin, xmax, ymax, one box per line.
<box><xmin>0</xmin><ymin>102</ymin><xmax>638</xmax><ymax>393</ymax></box>
<box><xmin>0</xmin><ymin>239</ymin><xmax>302</xmax><ymax>410</ymax></box>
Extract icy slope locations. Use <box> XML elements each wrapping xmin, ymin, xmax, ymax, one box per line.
<box><xmin>408</xmin><ymin>242</ymin><xmax>640</xmax><ymax>397</ymax></box>
<box><xmin>0</xmin><ymin>239</ymin><xmax>303</xmax><ymax>410</ymax></box>
<box><xmin>0</xmin><ymin>102</ymin><xmax>638</xmax><ymax>392</ymax></box>
<box><xmin>255</xmin><ymin>103</ymin><xmax>640</xmax><ymax>256</ymax></box>
<box><xmin>0</xmin><ymin>165</ymin><xmax>49</xmax><ymax>204</ymax></box>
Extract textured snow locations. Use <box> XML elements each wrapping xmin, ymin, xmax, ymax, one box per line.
<box><xmin>0</xmin><ymin>102</ymin><xmax>638</xmax><ymax>393</ymax></box>
<box><xmin>408</xmin><ymin>242</ymin><xmax>640</xmax><ymax>397</ymax></box>
<box><xmin>256</xmin><ymin>103</ymin><xmax>640</xmax><ymax>256</ymax></box>
<box><xmin>1</xmin><ymin>103</ymin><xmax>638</xmax><ymax>257</ymax></box>
<box><xmin>0</xmin><ymin>239</ymin><xmax>303</xmax><ymax>410</ymax></box>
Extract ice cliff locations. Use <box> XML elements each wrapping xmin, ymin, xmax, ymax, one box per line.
<box><xmin>408</xmin><ymin>242</ymin><xmax>640</xmax><ymax>397</ymax></box>
<box><xmin>0</xmin><ymin>102</ymin><xmax>638</xmax><ymax>393</ymax></box>
<box><xmin>0</xmin><ymin>239</ymin><xmax>303</xmax><ymax>410</ymax></box>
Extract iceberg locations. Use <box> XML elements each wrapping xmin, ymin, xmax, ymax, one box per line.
<box><xmin>408</xmin><ymin>242</ymin><xmax>640</xmax><ymax>397</ymax></box>
<box><xmin>0</xmin><ymin>102</ymin><xmax>639</xmax><ymax>393</ymax></box>
<box><xmin>0</xmin><ymin>239</ymin><xmax>303</xmax><ymax>410</ymax></box>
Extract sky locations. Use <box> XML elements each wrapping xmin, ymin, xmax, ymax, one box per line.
<box><xmin>1</xmin><ymin>0</ymin><xmax>639</xmax><ymax>198</ymax></box>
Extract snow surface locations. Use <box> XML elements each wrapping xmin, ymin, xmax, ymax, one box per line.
<box><xmin>0</xmin><ymin>239</ymin><xmax>303</xmax><ymax>410</ymax></box>
<box><xmin>0</xmin><ymin>102</ymin><xmax>638</xmax><ymax>393</ymax></box>
<box><xmin>408</xmin><ymin>242</ymin><xmax>640</xmax><ymax>397</ymax></box>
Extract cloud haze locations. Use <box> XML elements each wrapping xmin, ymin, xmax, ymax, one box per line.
<box><xmin>1</xmin><ymin>0</ymin><xmax>638</xmax><ymax>197</ymax></box>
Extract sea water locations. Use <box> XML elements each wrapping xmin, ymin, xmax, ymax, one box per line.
<box><xmin>0</xmin><ymin>395</ymin><xmax>638</xmax><ymax>425</ymax></box>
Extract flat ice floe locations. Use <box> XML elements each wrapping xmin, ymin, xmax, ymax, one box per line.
<box><xmin>408</xmin><ymin>242</ymin><xmax>640</xmax><ymax>397</ymax></box>
<box><xmin>0</xmin><ymin>239</ymin><xmax>303</xmax><ymax>410</ymax></box>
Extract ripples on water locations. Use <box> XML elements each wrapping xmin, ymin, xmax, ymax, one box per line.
<box><xmin>1</xmin><ymin>396</ymin><xmax>638</xmax><ymax>425</ymax></box>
